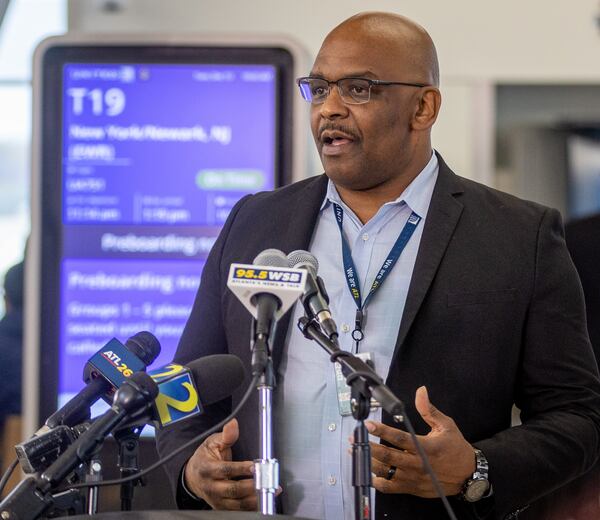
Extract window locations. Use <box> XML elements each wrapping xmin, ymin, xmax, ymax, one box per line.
<box><xmin>0</xmin><ymin>0</ymin><xmax>66</xmax><ymax>312</ymax></box>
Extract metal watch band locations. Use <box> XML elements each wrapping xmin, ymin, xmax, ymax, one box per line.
<box><xmin>474</xmin><ymin>448</ymin><xmax>489</xmax><ymax>480</ymax></box>
<box><xmin>461</xmin><ymin>448</ymin><xmax>491</xmax><ymax>502</ymax></box>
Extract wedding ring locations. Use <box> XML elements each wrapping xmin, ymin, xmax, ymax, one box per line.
<box><xmin>385</xmin><ymin>465</ymin><xmax>397</xmax><ymax>480</ymax></box>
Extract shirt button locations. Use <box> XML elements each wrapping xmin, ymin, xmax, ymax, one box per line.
<box><xmin>328</xmin><ymin>475</ymin><xmax>337</xmax><ymax>486</ymax></box>
<box><xmin>341</xmin><ymin>323</ymin><xmax>350</xmax><ymax>333</ymax></box>
<box><xmin>362</xmin><ymin>233</ymin><xmax>369</xmax><ymax>241</ymax></box>
<box><xmin>328</xmin><ymin>422</ymin><xmax>337</xmax><ymax>432</ymax></box>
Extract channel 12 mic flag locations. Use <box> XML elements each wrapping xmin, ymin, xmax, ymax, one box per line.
<box><xmin>146</xmin><ymin>363</ymin><xmax>201</xmax><ymax>427</ymax></box>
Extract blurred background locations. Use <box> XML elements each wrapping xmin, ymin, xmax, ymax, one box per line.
<box><xmin>2</xmin><ymin>0</ymin><xmax>600</xmax><ymax>516</ymax></box>
<box><xmin>3</xmin><ymin>0</ymin><xmax>600</xmax><ymax>305</ymax></box>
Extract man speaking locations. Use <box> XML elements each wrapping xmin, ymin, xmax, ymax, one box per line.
<box><xmin>156</xmin><ymin>12</ymin><xmax>600</xmax><ymax>519</ymax></box>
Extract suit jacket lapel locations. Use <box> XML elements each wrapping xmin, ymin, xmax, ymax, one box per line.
<box><xmin>271</xmin><ymin>174</ymin><xmax>329</xmax><ymax>369</ymax></box>
<box><xmin>392</xmin><ymin>157</ymin><xmax>465</xmax><ymax>364</ymax></box>
<box><xmin>262</xmin><ymin>164</ymin><xmax>464</xmax><ymax>370</ymax></box>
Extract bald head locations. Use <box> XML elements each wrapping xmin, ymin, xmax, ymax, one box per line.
<box><xmin>307</xmin><ymin>11</ymin><xmax>442</xmax><ymax>212</ymax></box>
<box><xmin>322</xmin><ymin>12</ymin><xmax>439</xmax><ymax>87</ymax></box>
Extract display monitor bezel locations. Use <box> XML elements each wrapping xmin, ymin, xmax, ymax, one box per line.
<box><xmin>30</xmin><ymin>39</ymin><xmax>298</xmax><ymax>430</ymax></box>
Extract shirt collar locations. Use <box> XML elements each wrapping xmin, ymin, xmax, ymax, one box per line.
<box><xmin>320</xmin><ymin>151</ymin><xmax>439</xmax><ymax>218</ymax></box>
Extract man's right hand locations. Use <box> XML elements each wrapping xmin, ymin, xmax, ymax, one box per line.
<box><xmin>184</xmin><ymin>418</ymin><xmax>256</xmax><ymax>510</ymax></box>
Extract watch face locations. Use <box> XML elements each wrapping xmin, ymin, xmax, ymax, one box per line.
<box><xmin>465</xmin><ymin>479</ymin><xmax>490</xmax><ymax>502</ymax></box>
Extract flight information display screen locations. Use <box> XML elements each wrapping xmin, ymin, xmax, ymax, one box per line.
<box><xmin>55</xmin><ymin>61</ymin><xmax>281</xmax><ymax>410</ymax></box>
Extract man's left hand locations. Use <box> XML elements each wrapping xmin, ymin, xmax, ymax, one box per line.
<box><xmin>366</xmin><ymin>385</ymin><xmax>476</xmax><ymax>498</ymax></box>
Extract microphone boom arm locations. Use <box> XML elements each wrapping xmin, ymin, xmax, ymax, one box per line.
<box><xmin>297</xmin><ymin>316</ymin><xmax>459</xmax><ymax>520</ymax></box>
<box><xmin>297</xmin><ymin>316</ymin><xmax>405</xmax><ymax>420</ymax></box>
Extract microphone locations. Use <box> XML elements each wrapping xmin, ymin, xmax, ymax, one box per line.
<box><xmin>252</xmin><ymin>249</ymin><xmax>288</xmax><ymax>340</ymax></box>
<box><xmin>15</xmin><ymin>354</ymin><xmax>244</xmax><ymax>474</ymax></box>
<box><xmin>17</xmin><ymin>332</ymin><xmax>160</xmax><ymax>474</ymax></box>
<box><xmin>227</xmin><ymin>249</ymin><xmax>307</xmax><ymax>374</ymax></box>
<box><xmin>227</xmin><ymin>249</ymin><xmax>307</xmax><ymax>340</ymax></box>
<box><xmin>0</xmin><ymin>373</ymin><xmax>159</xmax><ymax>520</ymax></box>
<box><xmin>43</xmin><ymin>331</ymin><xmax>161</xmax><ymax>431</ymax></box>
<box><xmin>46</xmin><ymin>371</ymin><xmax>158</xmax><ymax>477</ymax></box>
<box><xmin>287</xmin><ymin>250</ymin><xmax>338</xmax><ymax>340</ymax></box>
<box><xmin>15</xmin><ymin>422</ymin><xmax>91</xmax><ymax>474</ymax></box>
<box><xmin>124</xmin><ymin>354</ymin><xmax>246</xmax><ymax>428</ymax></box>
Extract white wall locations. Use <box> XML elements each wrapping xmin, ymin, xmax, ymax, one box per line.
<box><xmin>67</xmin><ymin>0</ymin><xmax>600</xmax><ymax>185</ymax></box>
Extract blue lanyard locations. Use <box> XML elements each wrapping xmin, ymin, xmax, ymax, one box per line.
<box><xmin>332</xmin><ymin>202</ymin><xmax>421</xmax><ymax>349</ymax></box>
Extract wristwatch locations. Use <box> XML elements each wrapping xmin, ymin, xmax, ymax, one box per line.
<box><xmin>460</xmin><ymin>448</ymin><xmax>490</xmax><ymax>502</ymax></box>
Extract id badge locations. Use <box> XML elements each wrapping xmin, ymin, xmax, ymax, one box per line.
<box><xmin>335</xmin><ymin>352</ymin><xmax>375</xmax><ymax>416</ymax></box>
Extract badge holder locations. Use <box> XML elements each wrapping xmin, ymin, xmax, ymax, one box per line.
<box><xmin>298</xmin><ymin>316</ymin><xmax>405</xmax><ymax>520</ymax></box>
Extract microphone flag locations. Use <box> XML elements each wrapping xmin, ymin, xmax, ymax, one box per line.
<box><xmin>83</xmin><ymin>337</ymin><xmax>147</xmax><ymax>390</ymax></box>
<box><xmin>227</xmin><ymin>263</ymin><xmax>307</xmax><ymax>320</ymax></box>
<box><xmin>146</xmin><ymin>363</ymin><xmax>201</xmax><ymax>427</ymax></box>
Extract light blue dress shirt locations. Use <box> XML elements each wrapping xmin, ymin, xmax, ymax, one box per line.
<box><xmin>274</xmin><ymin>153</ymin><xmax>439</xmax><ymax>520</ymax></box>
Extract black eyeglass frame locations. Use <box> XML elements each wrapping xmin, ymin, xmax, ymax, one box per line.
<box><xmin>296</xmin><ymin>76</ymin><xmax>430</xmax><ymax>104</ymax></box>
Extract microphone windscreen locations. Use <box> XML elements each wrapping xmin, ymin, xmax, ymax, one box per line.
<box><xmin>125</xmin><ymin>331</ymin><xmax>161</xmax><ymax>365</ymax></box>
<box><xmin>129</xmin><ymin>371</ymin><xmax>160</xmax><ymax>400</ymax></box>
<box><xmin>114</xmin><ymin>371</ymin><xmax>160</xmax><ymax>414</ymax></box>
<box><xmin>287</xmin><ymin>249</ymin><xmax>319</xmax><ymax>274</ymax></box>
<box><xmin>253</xmin><ymin>248</ymin><xmax>288</xmax><ymax>267</ymax></box>
<box><xmin>187</xmin><ymin>354</ymin><xmax>246</xmax><ymax>406</ymax></box>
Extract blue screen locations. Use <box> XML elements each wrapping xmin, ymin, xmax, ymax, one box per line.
<box><xmin>58</xmin><ymin>63</ymin><xmax>277</xmax><ymax>407</ymax></box>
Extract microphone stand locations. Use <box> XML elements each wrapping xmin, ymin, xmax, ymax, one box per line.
<box><xmin>0</xmin><ymin>376</ymin><xmax>157</xmax><ymax>520</ymax></box>
<box><xmin>113</xmin><ymin>426</ymin><xmax>144</xmax><ymax>511</ymax></box>
<box><xmin>350</xmin><ymin>377</ymin><xmax>374</xmax><ymax>520</ymax></box>
<box><xmin>251</xmin><ymin>319</ymin><xmax>279</xmax><ymax>515</ymax></box>
<box><xmin>298</xmin><ymin>316</ymin><xmax>405</xmax><ymax>520</ymax></box>
<box><xmin>0</xmin><ymin>410</ymin><xmax>128</xmax><ymax>520</ymax></box>
<box><xmin>85</xmin><ymin>457</ymin><xmax>102</xmax><ymax>514</ymax></box>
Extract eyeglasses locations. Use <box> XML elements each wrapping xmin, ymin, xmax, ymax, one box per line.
<box><xmin>296</xmin><ymin>76</ymin><xmax>429</xmax><ymax>105</ymax></box>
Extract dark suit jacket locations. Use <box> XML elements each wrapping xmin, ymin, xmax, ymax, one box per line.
<box><xmin>156</xmin><ymin>157</ymin><xmax>600</xmax><ymax>520</ymax></box>
<box><xmin>566</xmin><ymin>213</ymin><xmax>600</xmax><ymax>364</ymax></box>
<box><xmin>517</xmin><ymin>214</ymin><xmax>600</xmax><ymax>519</ymax></box>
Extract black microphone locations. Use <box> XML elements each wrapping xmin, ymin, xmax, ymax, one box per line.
<box><xmin>251</xmin><ymin>249</ymin><xmax>289</xmax><ymax>340</ymax></box>
<box><xmin>16</xmin><ymin>333</ymin><xmax>160</xmax><ymax>473</ymax></box>
<box><xmin>288</xmin><ymin>250</ymin><xmax>338</xmax><ymax>340</ymax></box>
<box><xmin>0</xmin><ymin>373</ymin><xmax>159</xmax><ymax>520</ymax></box>
<box><xmin>227</xmin><ymin>249</ymin><xmax>306</xmax><ymax>334</ymax></box>
<box><xmin>17</xmin><ymin>355</ymin><xmax>245</xmax><ymax>473</ymax></box>
<box><xmin>42</xmin><ymin>372</ymin><xmax>159</xmax><ymax>487</ymax></box>
<box><xmin>124</xmin><ymin>354</ymin><xmax>246</xmax><ymax>429</ymax></box>
<box><xmin>227</xmin><ymin>248</ymin><xmax>306</xmax><ymax>374</ymax></box>
<box><xmin>43</xmin><ymin>331</ymin><xmax>161</xmax><ymax>431</ymax></box>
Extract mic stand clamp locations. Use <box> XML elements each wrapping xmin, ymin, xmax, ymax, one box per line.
<box><xmin>113</xmin><ymin>426</ymin><xmax>145</xmax><ymax>511</ymax></box>
<box><xmin>85</xmin><ymin>458</ymin><xmax>102</xmax><ymax>515</ymax></box>
<box><xmin>350</xmin><ymin>377</ymin><xmax>373</xmax><ymax>520</ymax></box>
<box><xmin>48</xmin><ymin>487</ymin><xmax>86</xmax><ymax>518</ymax></box>
<box><xmin>250</xmin><ymin>319</ymin><xmax>279</xmax><ymax>516</ymax></box>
